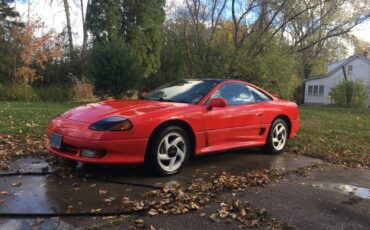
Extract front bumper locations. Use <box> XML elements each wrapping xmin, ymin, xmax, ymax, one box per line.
<box><xmin>45</xmin><ymin>135</ymin><xmax>148</xmax><ymax>164</ymax></box>
<box><xmin>45</xmin><ymin>116</ymin><xmax>148</xmax><ymax>164</ymax></box>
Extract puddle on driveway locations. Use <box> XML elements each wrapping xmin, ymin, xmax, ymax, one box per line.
<box><xmin>313</xmin><ymin>183</ymin><xmax>370</xmax><ymax>199</ymax></box>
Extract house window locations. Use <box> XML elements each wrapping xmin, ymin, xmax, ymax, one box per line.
<box><xmin>308</xmin><ymin>86</ymin><xmax>313</xmax><ymax>96</ymax></box>
<box><xmin>308</xmin><ymin>85</ymin><xmax>324</xmax><ymax>96</ymax></box>
<box><xmin>313</xmin><ymin>86</ymin><xmax>318</xmax><ymax>95</ymax></box>
<box><xmin>319</xmin><ymin>86</ymin><xmax>324</xmax><ymax>96</ymax></box>
<box><xmin>347</xmin><ymin>65</ymin><xmax>353</xmax><ymax>74</ymax></box>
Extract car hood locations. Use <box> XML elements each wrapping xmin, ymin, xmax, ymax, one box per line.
<box><xmin>60</xmin><ymin>99</ymin><xmax>185</xmax><ymax>123</ymax></box>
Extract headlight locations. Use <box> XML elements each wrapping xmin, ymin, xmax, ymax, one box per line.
<box><xmin>89</xmin><ymin>116</ymin><xmax>133</xmax><ymax>131</ymax></box>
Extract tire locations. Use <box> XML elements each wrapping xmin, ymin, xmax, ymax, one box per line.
<box><xmin>145</xmin><ymin>125</ymin><xmax>190</xmax><ymax>176</ymax></box>
<box><xmin>264</xmin><ymin>118</ymin><xmax>289</xmax><ymax>154</ymax></box>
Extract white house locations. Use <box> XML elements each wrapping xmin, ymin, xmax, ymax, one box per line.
<box><xmin>304</xmin><ymin>54</ymin><xmax>370</xmax><ymax>106</ymax></box>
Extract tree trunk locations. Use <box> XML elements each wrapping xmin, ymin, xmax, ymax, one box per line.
<box><xmin>63</xmin><ymin>0</ymin><xmax>74</xmax><ymax>56</ymax></box>
<box><xmin>80</xmin><ymin>0</ymin><xmax>90</xmax><ymax>57</ymax></box>
<box><xmin>258</xmin><ymin>0</ymin><xmax>268</xmax><ymax>31</ymax></box>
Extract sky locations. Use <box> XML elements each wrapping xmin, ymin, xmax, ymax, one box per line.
<box><xmin>13</xmin><ymin>0</ymin><xmax>370</xmax><ymax>52</ymax></box>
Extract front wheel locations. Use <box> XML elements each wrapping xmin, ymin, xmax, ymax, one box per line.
<box><xmin>264</xmin><ymin>119</ymin><xmax>288</xmax><ymax>154</ymax></box>
<box><xmin>146</xmin><ymin>126</ymin><xmax>190</xmax><ymax>176</ymax></box>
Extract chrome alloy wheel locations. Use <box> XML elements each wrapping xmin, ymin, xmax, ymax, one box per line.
<box><xmin>272</xmin><ymin>123</ymin><xmax>287</xmax><ymax>151</ymax></box>
<box><xmin>157</xmin><ymin>132</ymin><xmax>187</xmax><ymax>172</ymax></box>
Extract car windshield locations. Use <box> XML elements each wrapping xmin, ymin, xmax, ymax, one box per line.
<box><xmin>142</xmin><ymin>79</ymin><xmax>220</xmax><ymax>104</ymax></box>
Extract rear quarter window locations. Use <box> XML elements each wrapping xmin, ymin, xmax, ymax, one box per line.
<box><xmin>247</xmin><ymin>85</ymin><xmax>272</xmax><ymax>102</ymax></box>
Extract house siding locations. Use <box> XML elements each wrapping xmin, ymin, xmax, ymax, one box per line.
<box><xmin>304</xmin><ymin>56</ymin><xmax>370</xmax><ymax>105</ymax></box>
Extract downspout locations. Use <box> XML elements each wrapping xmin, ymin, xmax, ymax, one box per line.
<box><xmin>341</xmin><ymin>65</ymin><xmax>348</xmax><ymax>82</ymax></box>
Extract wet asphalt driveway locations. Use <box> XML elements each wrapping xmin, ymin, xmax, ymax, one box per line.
<box><xmin>1</xmin><ymin>149</ymin><xmax>370</xmax><ymax>229</ymax></box>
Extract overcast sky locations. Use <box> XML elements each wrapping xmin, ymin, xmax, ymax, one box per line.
<box><xmin>14</xmin><ymin>0</ymin><xmax>370</xmax><ymax>52</ymax></box>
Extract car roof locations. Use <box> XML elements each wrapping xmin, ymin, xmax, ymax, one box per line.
<box><xmin>184</xmin><ymin>78</ymin><xmax>230</xmax><ymax>83</ymax></box>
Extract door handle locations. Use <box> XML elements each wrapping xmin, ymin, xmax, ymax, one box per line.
<box><xmin>256</xmin><ymin>113</ymin><xmax>263</xmax><ymax>117</ymax></box>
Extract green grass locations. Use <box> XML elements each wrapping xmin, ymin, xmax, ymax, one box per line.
<box><xmin>0</xmin><ymin>101</ymin><xmax>83</xmax><ymax>136</ymax></box>
<box><xmin>0</xmin><ymin>101</ymin><xmax>369</xmax><ymax>167</ymax></box>
<box><xmin>289</xmin><ymin>106</ymin><xmax>370</xmax><ymax>167</ymax></box>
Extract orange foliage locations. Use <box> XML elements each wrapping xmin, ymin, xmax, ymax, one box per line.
<box><xmin>11</xmin><ymin>18</ymin><xmax>62</xmax><ymax>85</ymax></box>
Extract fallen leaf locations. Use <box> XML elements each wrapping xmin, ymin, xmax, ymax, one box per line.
<box><xmin>36</xmin><ymin>217</ymin><xmax>44</xmax><ymax>224</ymax></box>
<box><xmin>148</xmin><ymin>208</ymin><xmax>159</xmax><ymax>216</ymax></box>
<box><xmin>0</xmin><ymin>191</ymin><xmax>8</xmax><ymax>196</ymax></box>
<box><xmin>190</xmin><ymin>202</ymin><xmax>200</xmax><ymax>210</ymax></box>
<box><xmin>91</xmin><ymin>208</ymin><xmax>102</xmax><ymax>213</ymax></box>
<box><xmin>134</xmin><ymin>219</ymin><xmax>144</xmax><ymax>224</ymax></box>
<box><xmin>0</xmin><ymin>162</ymin><xmax>9</xmax><ymax>171</ymax></box>
<box><xmin>66</xmin><ymin>205</ymin><xmax>75</xmax><ymax>213</ymax></box>
<box><xmin>11</xmin><ymin>182</ymin><xmax>21</xmax><ymax>187</ymax></box>
<box><xmin>102</xmin><ymin>216</ymin><xmax>117</xmax><ymax>220</ymax></box>
<box><xmin>104</xmin><ymin>197</ymin><xmax>115</xmax><ymax>203</ymax></box>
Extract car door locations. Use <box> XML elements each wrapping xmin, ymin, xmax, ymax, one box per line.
<box><xmin>203</xmin><ymin>82</ymin><xmax>264</xmax><ymax>147</ymax></box>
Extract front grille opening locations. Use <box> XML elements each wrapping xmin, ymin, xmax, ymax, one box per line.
<box><xmin>61</xmin><ymin>143</ymin><xmax>79</xmax><ymax>154</ymax></box>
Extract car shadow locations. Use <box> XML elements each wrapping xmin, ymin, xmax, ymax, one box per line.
<box><xmin>68</xmin><ymin>148</ymin><xmax>274</xmax><ymax>180</ymax></box>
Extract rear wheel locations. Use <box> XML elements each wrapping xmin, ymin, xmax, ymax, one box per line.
<box><xmin>146</xmin><ymin>126</ymin><xmax>190</xmax><ymax>176</ymax></box>
<box><xmin>264</xmin><ymin>119</ymin><xmax>288</xmax><ymax>154</ymax></box>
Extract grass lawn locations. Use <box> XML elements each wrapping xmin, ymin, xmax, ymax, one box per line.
<box><xmin>0</xmin><ymin>101</ymin><xmax>84</xmax><ymax>137</ymax></box>
<box><xmin>289</xmin><ymin>106</ymin><xmax>370</xmax><ymax>167</ymax></box>
<box><xmin>0</xmin><ymin>101</ymin><xmax>369</xmax><ymax>167</ymax></box>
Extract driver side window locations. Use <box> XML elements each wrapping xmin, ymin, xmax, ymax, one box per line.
<box><xmin>209</xmin><ymin>82</ymin><xmax>255</xmax><ymax>105</ymax></box>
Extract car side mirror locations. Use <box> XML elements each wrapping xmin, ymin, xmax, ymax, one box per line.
<box><xmin>207</xmin><ymin>98</ymin><xmax>227</xmax><ymax>110</ymax></box>
<box><xmin>141</xmin><ymin>91</ymin><xmax>148</xmax><ymax>98</ymax></box>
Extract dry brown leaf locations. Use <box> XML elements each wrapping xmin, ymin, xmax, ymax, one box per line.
<box><xmin>148</xmin><ymin>208</ymin><xmax>159</xmax><ymax>216</ymax></box>
<box><xmin>90</xmin><ymin>208</ymin><xmax>102</xmax><ymax>213</ymax></box>
<box><xmin>11</xmin><ymin>182</ymin><xmax>21</xmax><ymax>187</ymax></box>
<box><xmin>0</xmin><ymin>191</ymin><xmax>9</xmax><ymax>196</ymax></box>
<box><xmin>36</xmin><ymin>217</ymin><xmax>44</xmax><ymax>224</ymax></box>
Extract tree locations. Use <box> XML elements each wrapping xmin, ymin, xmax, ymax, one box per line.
<box><xmin>86</xmin><ymin>0</ymin><xmax>165</xmax><ymax>79</ymax></box>
<box><xmin>85</xmin><ymin>0</ymin><xmax>165</xmax><ymax>97</ymax></box>
<box><xmin>86</xmin><ymin>0</ymin><xmax>122</xmax><ymax>42</ymax></box>
<box><xmin>62</xmin><ymin>0</ymin><xmax>74</xmax><ymax>56</ymax></box>
<box><xmin>80</xmin><ymin>0</ymin><xmax>91</xmax><ymax>56</ymax></box>
<box><xmin>121</xmin><ymin>0</ymin><xmax>166</xmax><ymax>78</ymax></box>
<box><xmin>87</xmin><ymin>37</ymin><xmax>140</xmax><ymax>98</ymax></box>
<box><xmin>353</xmin><ymin>37</ymin><xmax>370</xmax><ymax>56</ymax></box>
<box><xmin>0</xmin><ymin>0</ymin><xmax>22</xmax><ymax>82</ymax></box>
<box><xmin>11</xmin><ymin>17</ymin><xmax>62</xmax><ymax>86</ymax></box>
<box><xmin>331</xmin><ymin>80</ymin><xmax>368</xmax><ymax>108</ymax></box>
<box><xmin>162</xmin><ymin>0</ymin><xmax>370</xmax><ymax>100</ymax></box>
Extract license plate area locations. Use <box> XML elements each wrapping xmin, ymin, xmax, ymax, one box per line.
<box><xmin>50</xmin><ymin>134</ymin><xmax>63</xmax><ymax>149</ymax></box>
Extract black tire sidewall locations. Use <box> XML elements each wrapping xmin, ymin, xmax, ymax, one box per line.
<box><xmin>265</xmin><ymin>119</ymin><xmax>288</xmax><ymax>154</ymax></box>
<box><xmin>146</xmin><ymin>125</ymin><xmax>190</xmax><ymax>176</ymax></box>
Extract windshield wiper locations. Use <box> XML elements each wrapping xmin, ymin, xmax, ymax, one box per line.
<box><xmin>158</xmin><ymin>97</ymin><xmax>176</xmax><ymax>102</ymax></box>
<box><xmin>157</xmin><ymin>97</ymin><xmax>190</xmax><ymax>103</ymax></box>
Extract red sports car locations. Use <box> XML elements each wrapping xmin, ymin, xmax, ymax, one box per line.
<box><xmin>45</xmin><ymin>79</ymin><xmax>300</xmax><ymax>175</ymax></box>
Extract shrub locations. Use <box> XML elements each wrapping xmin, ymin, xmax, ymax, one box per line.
<box><xmin>0</xmin><ymin>84</ymin><xmax>74</xmax><ymax>102</ymax></box>
<box><xmin>331</xmin><ymin>80</ymin><xmax>368</xmax><ymax>108</ymax></box>
<box><xmin>86</xmin><ymin>37</ymin><xmax>141</xmax><ymax>99</ymax></box>
<box><xmin>34</xmin><ymin>86</ymin><xmax>73</xmax><ymax>101</ymax></box>
<box><xmin>72</xmin><ymin>80</ymin><xmax>96</xmax><ymax>101</ymax></box>
<box><xmin>0</xmin><ymin>84</ymin><xmax>39</xmax><ymax>101</ymax></box>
